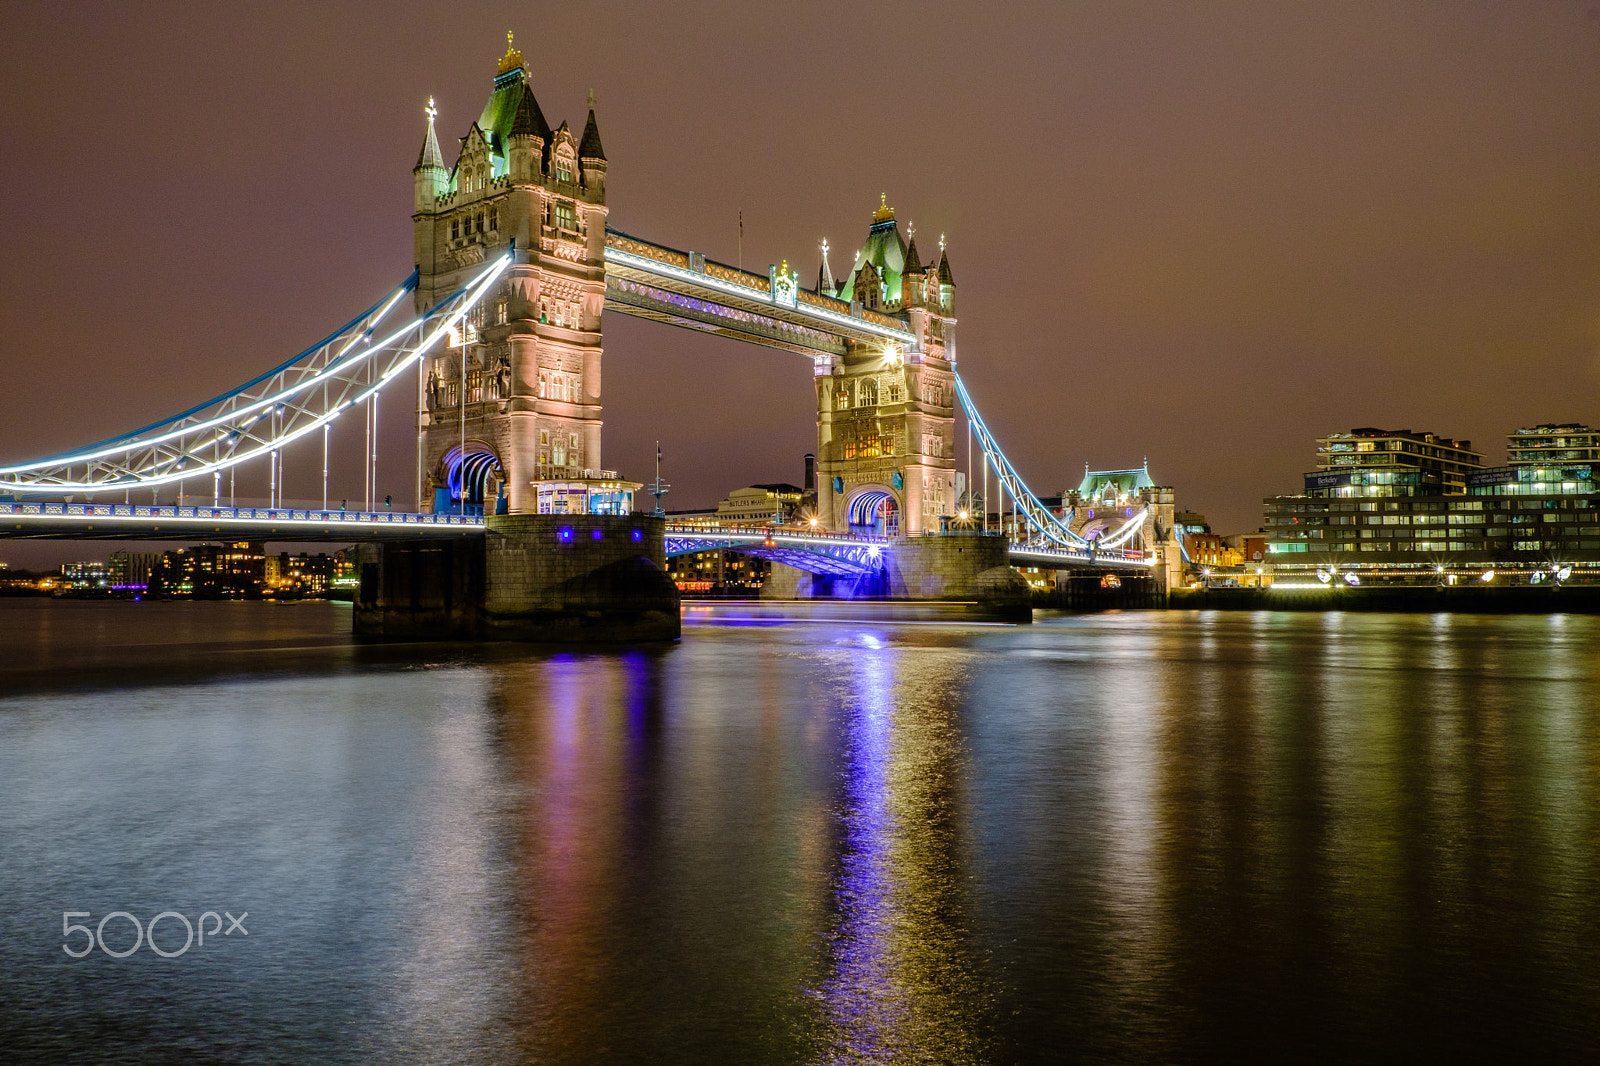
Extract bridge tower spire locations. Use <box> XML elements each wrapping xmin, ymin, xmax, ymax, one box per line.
<box><xmin>413</xmin><ymin>98</ymin><xmax>449</xmax><ymax>212</ymax></box>
<box><xmin>412</xmin><ymin>39</ymin><xmax>611</xmax><ymax>516</ymax></box>
<box><xmin>814</xmin><ymin>199</ymin><xmax>958</xmax><ymax>537</ymax></box>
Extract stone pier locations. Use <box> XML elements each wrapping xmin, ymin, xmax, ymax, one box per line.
<box><xmin>355</xmin><ymin>514</ymin><xmax>679</xmax><ymax>642</ymax></box>
<box><xmin>761</xmin><ymin>531</ymin><xmax>1031</xmax><ymax>621</ymax></box>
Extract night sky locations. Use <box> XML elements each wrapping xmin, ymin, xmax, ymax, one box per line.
<box><xmin>4</xmin><ymin>2</ymin><xmax>1600</xmax><ymax>568</ymax></box>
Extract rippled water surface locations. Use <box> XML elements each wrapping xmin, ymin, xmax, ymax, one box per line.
<box><xmin>2</xmin><ymin>600</ymin><xmax>1597</xmax><ymax>1063</ymax></box>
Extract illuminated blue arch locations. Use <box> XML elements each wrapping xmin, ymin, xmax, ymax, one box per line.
<box><xmin>847</xmin><ymin>488</ymin><xmax>899</xmax><ymax>536</ymax></box>
<box><xmin>440</xmin><ymin>443</ymin><xmax>503</xmax><ymax>516</ymax></box>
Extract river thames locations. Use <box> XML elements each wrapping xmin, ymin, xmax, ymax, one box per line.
<box><xmin>1</xmin><ymin>600</ymin><xmax>1596</xmax><ymax>1063</ymax></box>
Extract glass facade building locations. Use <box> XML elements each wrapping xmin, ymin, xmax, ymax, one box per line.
<box><xmin>1266</xmin><ymin>424</ymin><xmax>1600</xmax><ymax>567</ymax></box>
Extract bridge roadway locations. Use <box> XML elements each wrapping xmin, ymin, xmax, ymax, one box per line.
<box><xmin>0</xmin><ymin>502</ymin><xmax>1151</xmax><ymax>572</ymax></box>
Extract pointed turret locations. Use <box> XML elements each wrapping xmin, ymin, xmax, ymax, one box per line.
<box><xmin>936</xmin><ymin>234</ymin><xmax>956</xmax><ymax>312</ymax></box>
<box><xmin>413</xmin><ymin>98</ymin><xmax>449</xmax><ymax>211</ymax></box>
<box><xmin>510</xmin><ymin>80</ymin><xmax>552</xmax><ymax>141</ymax></box>
<box><xmin>579</xmin><ymin>99</ymin><xmax>606</xmax><ymax>161</ymax></box>
<box><xmin>508</xmin><ymin>81</ymin><xmax>549</xmax><ymax>181</ymax></box>
<box><xmin>578</xmin><ymin>91</ymin><xmax>607</xmax><ymax>193</ymax></box>
<box><xmin>902</xmin><ymin>234</ymin><xmax>922</xmax><ymax>276</ymax></box>
<box><xmin>817</xmin><ymin>239</ymin><xmax>836</xmax><ymax>296</ymax></box>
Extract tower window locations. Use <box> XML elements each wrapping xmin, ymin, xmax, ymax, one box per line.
<box><xmin>488</xmin><ymin>207</ymin><xmax>498</xmax><ymax>231</ymax></box>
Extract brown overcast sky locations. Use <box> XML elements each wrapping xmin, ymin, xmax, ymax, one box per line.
<box><xmin>4</xmin><ymin>1</ymin><xmax>1600</xmax><ymax>567</ymax></box>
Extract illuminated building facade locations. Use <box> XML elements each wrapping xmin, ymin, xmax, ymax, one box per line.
<box><xmin>1267</xmin><ymin>423</ymin><xmax>1600</xmax><ymax>566</ymax></box>
<box><xmin>109</xmin><ymin>550</ymin><xmax>159</xmax><ymax>590</ymax></box>
<box><xmin>265</xmin><ymin>552</ymin><xmax>336</xmax><ymax>596</ymax></box>
<box><xmin>59</xmin><ymin>561</ymin><xmax>111</xmax><ymax>589</ymax></box>
<box><xmin>665</xmin><ymin>549</ymin><xmax>769</xmax><ymax>595</ymax></box>
<box><xmin>1304</xmin><ymin>428</ymin><xmax>1483</xmax><ymax>498</ymax></box>
<box><xmin>531</xmin><ymin>477</ymin><xmax>638</xmax><ymax>515</ymax></box>
<box><xmin>150</xmin><ymin>542</ymin><xmax>266</xmax><ymax>598</ymax></box>
<box><xmin>414</xmin><ymin>36</ymin><xmax>611</xmax><ymax>515</ymax></box>
<box><xmin>714</xmin><ymin>484</ymin><xmax>805</xmax><ymax>526</ymax></box>
<box><xmin>814</xmin><ymin>199</ymin><xmax>957</xmax><ymax>536</ymax></box>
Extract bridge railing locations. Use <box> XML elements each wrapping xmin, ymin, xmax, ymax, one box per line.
<box><xmin>0</xmin><ymin>501</ymin><xmax>484</xmax><ymax>528</ymax></box>
<box><xmin>664</xmin><ymin>523</ymin><xmax>890</xmax><ymax>544</ymax></box>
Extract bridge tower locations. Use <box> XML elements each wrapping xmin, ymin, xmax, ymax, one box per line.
<box><xmin>412</xmin><ymin>36</ymin><xmax>609</xmax><ymax>515</ymax></box>
<box><xmin>814</xmin><ymin>199</ymin><xmax>958</xmax><ymax>536</ymax></box>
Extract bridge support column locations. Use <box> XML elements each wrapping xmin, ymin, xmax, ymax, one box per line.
<box><xmin>759</xmin><ymin>532</ymin><xmax>1031</xmax><ymax>621</ymax></box>
<box><xmin>354</xmin><ymin>539</ymin><xmax>484</xmax><ymax>639</ymax></box>
<box><xmin>886</xmin><ymin>532</ymin><xmax>1031</xmax><ymax>620</ymax></box>
<box><xmin>482</xmin><ymin>514</ymin><xmax>680</xmax><ymax>642</ymax></box>
<box><xmin>354</xmin><ymin>516</ymin><xmax>680</xmax><ymax>642</ymax></box>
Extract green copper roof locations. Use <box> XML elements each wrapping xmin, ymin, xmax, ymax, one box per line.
<box><xmin>477</xmin><ymin>70</ymin><xmax>553</xmax><ymax>175</ymax></box>
<box><xmin>1078</xmin><ymin>466</ymin><xmax>1156</xmax><ymax>497</ymax></box>
<box><xmin>838</xmin><ymin>218</ymin><xmax>907</xmax><ymax>304</ymax></box>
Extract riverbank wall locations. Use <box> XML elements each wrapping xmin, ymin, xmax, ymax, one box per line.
<box><xmin>1170</xmin><ymin>584</ymin><xmax>1600</xmax><ymax>612</ymax></box>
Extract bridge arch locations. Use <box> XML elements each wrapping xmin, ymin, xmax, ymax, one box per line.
<box><xmin>439</xmin><ymin>442</ymin><xmax>505</xmax><ymax>516</ymax></box>
<box><xmin>847</xmin><ymin>486</ymin><xmax>901</xmax><ymax>537</ymax></box>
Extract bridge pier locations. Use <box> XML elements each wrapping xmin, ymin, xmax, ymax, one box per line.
<box><xmin>481</xmin><ymin>515</ymin><xmax>679</xmax><ymax>642</ymax></box>
<box><xmin>355</xmin><ymin>515</ymin><xmax>679</xmax><ymax>642</ymax></box>
<box><xmin>760</xmin><ymin>531</ymin><xmax>1031</xmax><ymax>621</ymax></box>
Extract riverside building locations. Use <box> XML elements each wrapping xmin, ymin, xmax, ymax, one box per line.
<box><xmin>1265</xmin><ymin>424</ymin><xmax>1600</xmax><ymax>578</ymax></box>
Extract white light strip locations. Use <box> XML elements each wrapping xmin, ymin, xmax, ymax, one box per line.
<box><xmin>0</xmin><ymin>282</ymin><xmax>416</xmax><ymax>475</ymax></box>
<box><xmin>1092</xmin><ymin>508</ymin><xmax>1148</xmax><ymax>549</ymax></box>
<box><xmin>605</xmin><ymin>248</ymin><xmax>916</xmax><ymax>344</ymax></box>
<box><xmin>0</xmin><ymin>256</ymin><xmax>511</xmax><ymax>491</ymax></box>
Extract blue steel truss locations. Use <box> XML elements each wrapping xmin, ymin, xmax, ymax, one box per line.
<box><xmin>0</xmin><ymin>254</ymin><xmax>513</xmax><ymax>494</ymax></box>
<box><xmin>666</xmin><ymin>525</ymin><xmax>889</xmax><ymax>576</ymax></box>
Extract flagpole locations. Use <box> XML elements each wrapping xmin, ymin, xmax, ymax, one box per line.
<box><xmin>738</xmin><ymin>209</ymin><xmax>743</xmax><ymax>271</ymax></box>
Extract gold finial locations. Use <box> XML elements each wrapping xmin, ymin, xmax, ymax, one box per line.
<box><xmin>497</xmin><ymin>31</ymin><xmax>524</xmax><ymax>75</ymax></box>
<box><xmin>425</xmin><ymin>97</ymin><xmax>437</xmax><ymax>122</ymax></box>
<box><xmin>939</xmin><ymin>232</ymin><xmax>946</xmax><ymax>253</ymax></box>
<box><xmin>872</xmin><ymin>193</ymin><xmax>895</xmax><ymax>224</ymax></box>
<box><xmin>907</xmin><ymin>221</ymin><xmax>916</xmax><ymax>240</ymax></box>
<box><xmin>587</xmin><ymin>88</ymin><xmax>597</xmax><ymax>110</ymax></box>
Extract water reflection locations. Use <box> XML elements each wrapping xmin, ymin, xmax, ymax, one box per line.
<box><xmin>3</xmin><ymin>604</ymin><xmax>1599</xmax><ymax>1063</ymax></box>
<box><xmin>811</xmin><ymin>634</ymin><xmax>992</xmax><ymax>1063</ymax></box>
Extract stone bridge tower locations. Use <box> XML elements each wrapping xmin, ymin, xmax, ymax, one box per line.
<box><xmin>411</xmin><ymin>36</ymin><xmax>608</xmax><ymax>515</ymax></box>
<box><xmin>814</xmin><ymin>198</ymin><xmax>958</xmax><ymax>536</ymax></box>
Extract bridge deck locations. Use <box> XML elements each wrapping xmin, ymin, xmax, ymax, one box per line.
<box><xmin>0</xmin><ymin>502</ymin><xmax>484</xmax><ymax>541</ymax></box>
<box><xmin>0</xmin><ymin>504</ymin><xmax>1150</xmax><ymax>570</ymax></box>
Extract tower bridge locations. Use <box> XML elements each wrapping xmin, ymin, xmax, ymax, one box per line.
<box><xmin>0</xmin><ymin>38</ymin><xmax>1175</xmax><ymax>639</ymax></box>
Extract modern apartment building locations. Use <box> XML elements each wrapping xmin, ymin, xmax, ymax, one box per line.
<box><xmin>1266</xmin><ymin>424</ymin><xmax>1600</xmax><ymax>564</ymax></box>
<box><xmin>1305</xmin><ymin>428</ymin><xmax>1482</xmax><ymax>498</ymax></box>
